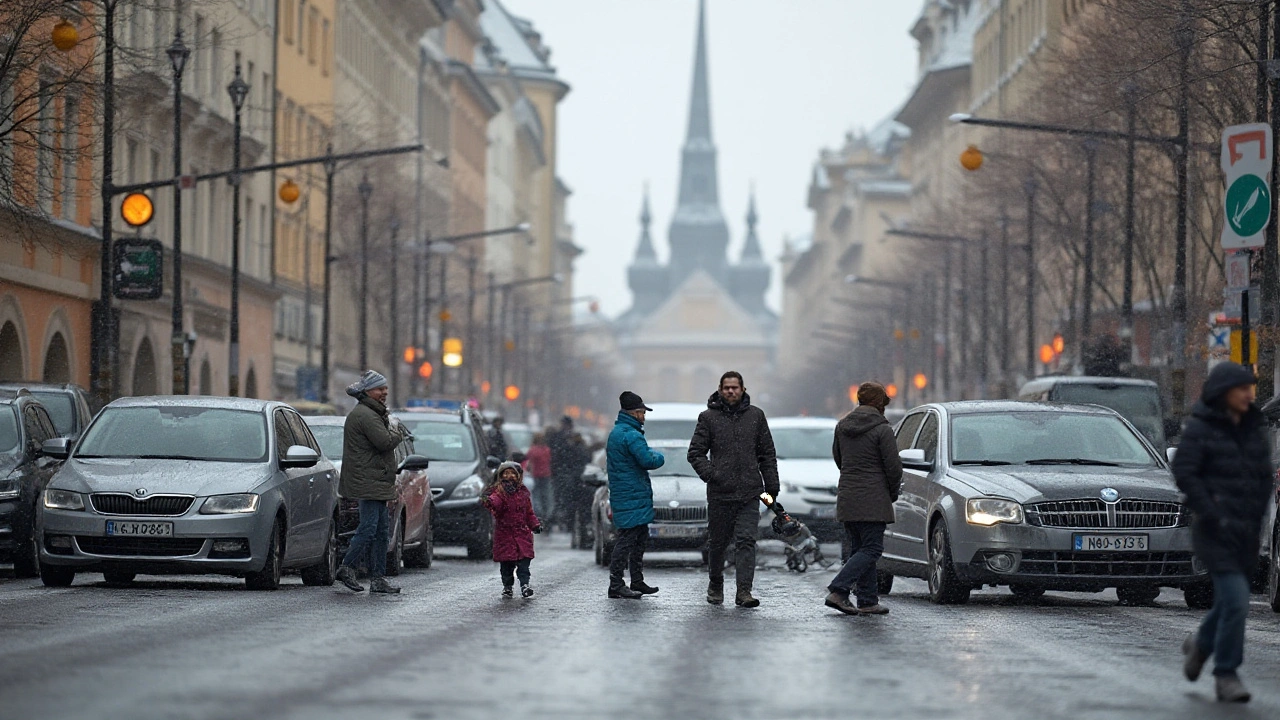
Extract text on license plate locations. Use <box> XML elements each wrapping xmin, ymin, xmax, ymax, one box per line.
<box><xmin>1074</xmin><ymin>534</ymin><xmax>1148</xmax><ymax>551</ymax></box>
<box><xmin>106</xmin><ymin>520</ymin><xmax>173</xmax><ymax>537</ymax></box>
<box><xmin>650</xmin><ymin>524</ymin><xmax>706</xmax><ymax>538</ymax></box>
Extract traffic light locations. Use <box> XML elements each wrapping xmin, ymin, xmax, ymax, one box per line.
<box><xmin>442</xmin><ymin>338</ymin><xmax>463</xmax><ymax>367</ymax></box>
<box><xmin>504</xmin><ymin>385</ymin><xmax>521</xmax><ymax>401</ymax></box>
<box><xmin>913</xmin><ymin>373</ymin><xmax>928</xmax><ymax>390</ymax></box>
<box><xmin>121</xmin><ymin>193</ymin><xmax>154</xmax><ymax>227</ymax></box>
<box><xmin>417</xmin><ymin>361</ymin><xmax>433</xmax><ymax>379</ymax></box>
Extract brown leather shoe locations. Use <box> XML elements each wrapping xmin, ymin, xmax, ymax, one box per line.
<box><xmin>858</xmin><ymin>604</ymin><xmax>890</xmax><ymax>615</ymax></box>
<box><xmin>735</xmin><ymin>588</ymin><xmax>760</xmax><ymax>608</ymax></box>
<box><xmin>824</xmin><ymin>592</ymin><xmax>859</xmax><ymax>616</ymax></box>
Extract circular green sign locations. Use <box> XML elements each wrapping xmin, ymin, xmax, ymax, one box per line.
<box><xmin>1226</xmin><ymin>174</ymin><xmax>1271</xmax><ymax>237</ymax></box>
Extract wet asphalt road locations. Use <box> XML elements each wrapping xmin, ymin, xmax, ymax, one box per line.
<box><xmin>2</xmin><ymin>535</ymin><xmax>1279</xmax><ymax>720</ymax></box>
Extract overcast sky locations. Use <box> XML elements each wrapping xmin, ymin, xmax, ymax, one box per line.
<box><xmin>500</xmin><ymin>0</ymin><xmax>922</xmax><ymax>317</ymax></box>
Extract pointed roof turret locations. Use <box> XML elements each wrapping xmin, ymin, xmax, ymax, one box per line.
<box><xmin>685</xmin><ymin>0</ymin><xmax>713</xmax><ymax>146</ymax></box>
<box><xmin>741</xmin><ymin>185</ymin><xmax>763</xmax><ymax>262</ymax></box>
<box><xmin>634</xmin><ymin>184</ymin><xmax>657</xmax><ymax>263</ymax></box>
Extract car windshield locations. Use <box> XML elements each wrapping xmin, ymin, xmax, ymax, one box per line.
<box><xmin>950</xmin><ymin>412</ymin><xmax>1156</xmax><ymax>467</ymax></box>
<box><xmin>644</xmin><ymin>419</ymin><xmax>697</xmax><ymax>442</ymax></box>
<box><xmin>309</xmin><ymin>425</ymin><xmax>344</xmax><ymax>461</ymax></box>
<box><xmin>76</xmin><ymin>406</ymin><xmax>268</xmax><ymax>462</ymax></box>
<box><xmin>772</xmin><ymin>427</ymin><xmax>833</xmax><ymax>459</ymax></box>
<box><xmin>0</xmin><ymin>408</ymin><xmax>19</xmax><ymax>456</ymax></box>
<box><xmin>29</xmin><ymin>392</ymin><xmax>75</xmax><ymax>436</ymax></box>
<box><xmin>1053</xmin><ymin>383</ymin><xmax>1165</xmax><ymax>445</ymax></box>
<box><xmin>650</xmin><ymin>446</ymin><xmax>698</xmax><ymax>477</ymax></box>
<box><xmin>398</xmin><ymin>419</ymin><xmax>476</xmax><ymax>462</ymax></box>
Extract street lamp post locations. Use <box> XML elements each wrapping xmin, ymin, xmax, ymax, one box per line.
<box><xmin>1171</xmin><ymin>0</ymin><xmax>1192</xmax><ymax>414</ymax></box>
<box><xmin>999</xmin><ymin>209</ymin><xmax>1011</xmax><ymax>382</ymax></box>
<box><xmin>93</xmin><ymin>0</ymin><xmax>118</xmax><ymax>408</ymax></box>
<box><xmin>357</xmin><ymin>174</ymin><xmax>373</xmax><ymax>370</ymax></box>
<box><xmin>1081</xmin><ymin>138</ymin><xmax>1100</xmax><ymax>353</ymax></box>
<box><xmin>1121</xmin><ymin>83</ymin><xmax>1140</xmax><ymax>363</ymax></box>
<box><xmin>166</xmin><ymin>27</ymin><xmax>191</xmax><ymax>394</ymax></box>
<box><xmin>1024</xmin><ymin>177</ymin><xmax>1038</xmax><ymax>379</ymax></box>
<box><xmin>387</xmin><ymin>215</ymin><xmax>401</xmax><ymax>407</ymax></box>
<box><xmin>226</xmin><ymin>64</ymin><xmax>250</xmax><ymax>397</ymax></box>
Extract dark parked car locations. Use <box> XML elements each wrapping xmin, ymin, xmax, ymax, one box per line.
<box><xmin>0</xmin><ymin>390</ymin><xmax>66</xmax><ymax>577</ymax></box>
<box><xmin>393</xmin><ymin>407</ymin><xmax>498</xmax><ymax>559</ymax></box>
<box><xmin>0</xmin><ymin>382</ymin><xmax>94</xmax><ymax>440</ymax></box>
<box><xmin>304</xmin><ymin>415</ymin><xmax>432</xmax><ymax>575</ymax></box>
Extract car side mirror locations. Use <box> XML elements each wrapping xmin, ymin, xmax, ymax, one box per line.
<box><xmin>281</xmin><ymin>445</ymin><xmax>321</xmax><ymax>468</ymax></box>
<box><xmin>581</xmin><ymin>464</ymin><xmax>606</xmax><ymax>487</ymax></box>
<box><xmin>1165</xmin><ymin>447</ymin><xmax>1177</xmax><ymax>464</ymax></box>
<box><xmin>899</xmin><ymin>448</ymin><xmax>932</xmax><ymax>470</ymax></box>
<box><xmin>486</xmin><ymin>455</ymin><xmax>501</xmax><ymax>470</ymax></box>
<box><xmin>398</xmin><ymin>454</ymin><xmax>430</xmax><ymax>473</ymax></box>
<box><xmin>41</xmin><ymin>437</ymin><xmax>71</xmax><ymax>460</ymax></box>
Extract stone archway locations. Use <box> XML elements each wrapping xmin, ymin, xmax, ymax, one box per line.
<box><xmin>0</xmin><ymin>322</ymin><xmax>23</xmax><ymax>381</ymax></box>
<box><xmin>42</xmin><ymin>332</ymin><xmax>70</xmax><ymax>383</ymax></box>
<box><xmin>132</xmin><ymin>338</ymin><xmax>158</xmax><ymax>396</ymax></box>
<box><xmin>244</xmin><ymin>366</ymin><xmax>258</xmax><ymax>399</ymax></box>
<box><xmin>199</xmin><ymin>358</ymin><xmax>212</xmax><ymax>396</ymax></box>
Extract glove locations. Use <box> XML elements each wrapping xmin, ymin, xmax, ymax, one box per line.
<box><xmin>533</xmin><ymin>525</ymin><xmax>543</xmax><ymax>535</ymax></box>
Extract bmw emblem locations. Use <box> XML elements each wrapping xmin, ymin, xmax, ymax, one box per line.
<box><xmin>1100</xmin><ymin>487</ymin><xmax>1120</xmax><ymax>503</ymax></box>
<box><xmin>134</xmin><ymin>488</ymin><xmax>148</xmax><ymax>498</ymax></box>
<box><xmin>668</xmin><ymin>500</ymin><xmax>680</xmax><ymax>509</ymax></box>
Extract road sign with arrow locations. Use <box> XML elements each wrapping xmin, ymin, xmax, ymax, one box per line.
<box><xmin>113</xmin><ymin>239</ymin><xmax>163</xmax><ymax>300</ymax></box>
<box><xmin>1221</xmin><ymin>123</ymin><xmax>1273</xmax><ymax>250</ymax></box>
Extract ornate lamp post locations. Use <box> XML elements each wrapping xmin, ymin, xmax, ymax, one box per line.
<box><xmin>226</xmin><ymin>64</ymin><xmax>250</xmax><ymax>396</ymax></box>
<box><xmin>357</xmin><ymin>174</ymin><xmax>374</xmax><ymax>370</ymax></box>
<box><xmin>166</xmin><ymin>27</ymin><xmax>191</xmax><ymax>394</ymax></box>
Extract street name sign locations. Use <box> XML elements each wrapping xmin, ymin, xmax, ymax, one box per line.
<box><xmin>113</xmin><ymin>239</ymin><xmax>163</xmax><ymax>300</ymax></box>
<box><xmin>1220</xmin><ymin>123</ymin><xmax>1273</xmax><ymax>249</ymax></box>
<box><xmin>1225</xmin><ymin>251</ymin><xmax>1251</xmax><ymax>291</ymax></box>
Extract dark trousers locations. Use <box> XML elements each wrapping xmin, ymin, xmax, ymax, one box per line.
<box><xmin>531</xmin><ymin>476</ymin><xmax>553</xmax><ymax>519</ymax></box>
<box><xmin>610</xmin><ymin>524</ymin><xmax>649</xmax><ymax>587</ymax></box>
<box><xmin>829</xmin><ymin>521</ymin><xmax>886</xmax><ymax>607</ymax></box>
<box><xmin>707</xmin><ymin>497</ymin><xmax>759</xmax><ymax>590</ymax></box>
<box><xmin>1197</xmin><ymin>571</ymin><xmax>1251</xmax><ymax>676</ymax></box>
<box><xmin>341</xmin><ymin>499</ymin><xmax>389</xmax><ymax>578</ymax></box>
<box><xmin>500</xmin><ymin>558</ymin><xmax>532</xmax><ymax>587</ymax></box>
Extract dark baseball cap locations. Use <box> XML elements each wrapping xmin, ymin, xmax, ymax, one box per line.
<box><xmin>620</xmin><ymin>391</ymin><xmax>653</xmax><ymax>412</ymax></box>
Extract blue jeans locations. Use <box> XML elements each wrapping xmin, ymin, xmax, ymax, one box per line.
<box><xmin>828</xmin><ymin>521</ymin><xmax>886</xmax><ymax>608</ymax></box>
<box><xmin>1197</xmin><ymin>571</ymin><xmax>1251</xmax><ymax>676</ymax></box>
<box><xmin>341</xmin><ymin>499</ymin><xmax>389</xmax><ymax>578</ymax></box>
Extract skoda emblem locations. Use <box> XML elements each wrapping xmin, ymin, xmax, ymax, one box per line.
<box><xmin>134</xmin><ymin>488</ymin><xmax>148</xmax><ymax>498</ymax></box>
<box><xmin>668</xmin><ymin>500</ymin><xmax>680</xmax><ymax>509</ymax></box>
<box><xmin>1100</xmin><ymin>487</ymin><xmax>1120</xmax><ymax>503</ymax></box>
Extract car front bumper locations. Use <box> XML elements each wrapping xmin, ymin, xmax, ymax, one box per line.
<box><xmin>950</xmin><ymin>522</ymin><xmax>1207</xmax><ymax>589</ymax></box>
<box><xmin>433</xmin><ymin>497</ymin><xmax>489</xmax><ymax>543</ymax></box>
<box><xmin>39</xmin><ymin>506</ymin><xmax>276</xmax><ymax>575</ymax></box>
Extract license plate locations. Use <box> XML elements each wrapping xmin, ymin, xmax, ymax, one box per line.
<box><xmin>810</xmin><ymin>506</ymin><xmax>836</xmax><ymax>519</ymax></box>
<box><xmin>651</xmin><ymin>524</ymin><xmax>706</xmax><ymax>538</ymax></box>
<box><xmin>106</xmin><ymin>520</ymin><xmax>173</xmax><ymax>537</ymax></box>
<box><xmin>1074</xmin><ymin>533</ymin><xmax>1148</xmax><ymax>551</ymax></box>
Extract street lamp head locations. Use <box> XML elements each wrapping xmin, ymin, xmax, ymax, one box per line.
<box><xmin>167</xmin><ymin>34</ymin><xmax>191</xmax><ymax>77</ymax></box>
<box><xmin>959</xmin><ymin>145</ymin><xmax>984</xmax><ymax>172</ymax></box>
<box><xmin>949</xmin><ymin>113</ymin><xmax>973</xmax><ymax>124</ymax></box>
<box><xmin>357</xmin><ymin>175</ymin><xmax>373</xmax><ymax>201</ymax></box>
<box><xmin>227</xmin><ymin>65</ymin><xmax>250</xmax><ymax>112</ymax></box>
<box><xmin>844</xmin><ymin>274</ymin><xmax>859</xmax><ymax>284</ymax></box>
<box><xmin>516</xmin><ymin>222</ymin><xmax>532</xmax><ymax>232</ymax></box>
<box><xmin>52</xmin><ymin>18</ymin><xmax>79</xmax><ymax>52</ymax></box>
<box><xmin>278</xmin><ymin>179</ymin><xmax>301</xmax><ymax>204</ymax></box>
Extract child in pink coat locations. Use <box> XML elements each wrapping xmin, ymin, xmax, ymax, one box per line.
<box><xmin>481</xmin><ymin>461</ymin><xmax>541</xmax><ymax>598</ymax></box>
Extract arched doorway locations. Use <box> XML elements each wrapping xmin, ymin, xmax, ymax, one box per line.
<box><xmin>199</xmin><ymin>359</ymin><xmax>212</xmax><ymax>395</ymax></box>
<box><xmin>244</xmin><ymin>366</ymin><xmax>258</xmax><ymax>399</ymax></box>
<box><xmin>132</xmin><ymin>338</ymin><xmax>157</xmax><ymax>396</ymax></box>
<box><xmin>42</xmin><ymin>332</ymin><xmax>70</xmax><ymax>383</ymax></box>
<box><xmin>0</xmin><ymin>322</ymin><xmax>22</xmax><ymax>380</ymax></box>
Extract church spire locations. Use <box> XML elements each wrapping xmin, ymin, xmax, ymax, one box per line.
<box><xmin>685</xmin><ymin>0</ymin><xmax>712</xmax><ymax>144</ymax></box>
<box><xmin>634</xmin><ymin>184</ymin><xmax>656</xmax><ymax>262</ymax></box>
<box><xmin>741</xmin><ymin>184</ymin><xmax>763</xmax><ymax>262</ymax></box>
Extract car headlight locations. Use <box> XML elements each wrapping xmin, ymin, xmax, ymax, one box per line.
<box><xmin>44</xmin><ymin>488</ymin><xmax>84</xmax><ymax>511</ymax></box>
<box><xmin>199</xmin><ymin>493</ymin><xmax>260</xmax><ymax>515</ymax></box>
<box><xmin>0</xmin><ymin>473</ymin><xmax>20</xmax><ymax>501</ymax></box>
<box><xmin>965</xmin><ymin>498</ymin><xmax>1024</xmax><ymax>526</ymax></box>
<box><xmin>452</xmin><ymin>475</ymin><xmax>485</xmax><ymax>500</ymax></box>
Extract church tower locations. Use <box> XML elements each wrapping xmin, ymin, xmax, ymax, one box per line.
<box><xmin>627</xmin><ymin>186</ymin><xmax>667</xmax><ymax>316</ymax></box>
<box><xmin>730</xmin><ymin>188</ymin><xmax>771</xmax><ymax>315</ymax></box>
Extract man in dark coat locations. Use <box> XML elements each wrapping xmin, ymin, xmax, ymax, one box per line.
<box><xmin>547</xmin><ymin>416</ymin><xmax>586</xmax><ymax>529</ymax></box>
<box><xmin>688</xmin><ymin>371</ymin><xmax>779</xmax><ymax>608</ymax></box>
<box><xmin>824</xmin><ymin>382</ymin><xmax>902</xmax><ymax>616</ymax></box>
<box><xmin>336</xmin><ymin>370</ymin><xmax>408</xmax><ymax>595</ymax></box>
<box><xmin>487</xmin><ymin>416</ymin><xmax>510</xmax><ymax>462</ymax></box>
<box><xmin>1173</xmin><ymin>362</ymin><xmax>1273</xmax><ymax>703</ymax></box>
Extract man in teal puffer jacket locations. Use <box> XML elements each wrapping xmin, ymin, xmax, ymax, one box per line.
<box><xmin>605</xmin><ymin>391</ymin><xmax>665</xmax><ymax>599</ymax></box>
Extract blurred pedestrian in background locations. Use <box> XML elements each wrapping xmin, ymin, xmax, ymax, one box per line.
<box><xmin>523</xmin><ymin>432</ymin><xmax>553</xmax><ymax>519</ymax></box>
<box><xmin>487</xmin><ymin>416</ymin><xmax>510</xmax><ymax>462</ymax></box>
<box><xmin>482</xmin><ymin>462</ymin><xmax>541</xmax><ymax>599</ymax></box>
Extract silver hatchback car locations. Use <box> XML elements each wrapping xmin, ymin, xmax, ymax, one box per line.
<box><xmin>38</xmin><ymin>396</ymin><xmax>339</xmax><ymax>590</ymax></box>
<box><xmin>878</xmin><ymin>401</ymin><xmax>1210</xmax><ymax>607</ymax></box>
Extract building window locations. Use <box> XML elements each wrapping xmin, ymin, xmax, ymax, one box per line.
<box><xmin>193</xmin><ymin>15</ymin><xmax>205</xmax><ymax>96</ymax></box>
<box><xmin>153</xmin><ymin>0</ymin><xmax>169</xmax><ymax>52</ymax></box>
<box><xmin>36</xmin><ymin>81</ymin><xmax>54</xmax><ymax>213</ymax></box>
<box><xmin>321</xmin><ymin>18</ymin><xmax>331</xmax><ymax>76</ymax></box>
<box><xmin>308</xmin><ymin>8</ymin><xmax>319</xmax><ymax>64</ymax></box>
<box><xmin>297</xmin><ymin>0</ymin><xmax>306</xmax><ymax>57</ymax></box>
<box><xmin>62</xmin><ymin>95</ymin><xmax>79</xmax><ymax>221</ymax></box>
<box><xmin>283</xmin><ymin>0</ymin><xmax>295</xmax><ymax>43</ymax></box>
<box><xmin>209</xmin><ymin>29</ymin><xmax>222</xmax><ymax>107</ymax></box>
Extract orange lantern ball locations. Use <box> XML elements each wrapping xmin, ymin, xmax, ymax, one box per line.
<box><xmin>885</xmin><ymin>383</ymin><xmax>899</xmax><ymax>399</ymax></box>
<box><xmin>913</xmin><ymin>373</ymin><xmax>928</xmax><ymax>390</ymax></box>
<box><xmin>1039</xmin><ymin>343</ymin><xmax>1056</xmax><ymax>365</ymax></box>
<box><xmin>504</xmin><ymin>385</ymin><xmax>521</xmax><ymax>402</ymax></box>
<box><xmin>417</xmin><ymin>361</ymin><xmax>433</xmax><ymax>379</ymax></box>
<box><xmin>52</xmin><ymin>19</ymin><xmax>79</xmax><ymax>52</ymax></box>
<box><xmin>960</xmin><ymin>145</ymin><xmax>984</xmax><ymax>172</ymax></box>
<box><xmin>278</xmin><ymin>179</ymin><xmax>301</xmax><ymax>204</ymax></box>
<box><xmin>120</xmin><ymin>192</ymin><xmax>154</xmax><ymax>227</ymax></box>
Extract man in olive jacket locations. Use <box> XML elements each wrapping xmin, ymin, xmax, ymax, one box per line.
<box><xmin>688</xmin><ymin>371</ymin><xmax>778</xmax><ymax>608</ymax></box>
<box><xmin>825</xmin><ymin>382</ymin><xmax>902</xmax><ymax>616</ymax></box>
<box><xmin>336</xmin><ymin>370</ymin><xmax>407</xmax><ymax>594</ymax></box>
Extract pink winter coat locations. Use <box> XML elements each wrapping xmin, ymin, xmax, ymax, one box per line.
<box><xmin>481</xmin><ymin>481</ymin><xmax>540</xmax><ymax>562</ymax></box>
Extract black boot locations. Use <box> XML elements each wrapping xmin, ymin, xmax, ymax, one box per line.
<box><xmin>336</xmin><ymin>565</ymin><xmax>365</xmax><ymax>593</ymax></box>
<box><xmin>608</xmin><ymin>579</ymin><xmax>642</xmax><ymax>599</ymax></box>
<box><xmin>370</xmin><ymin>577</ymin><xmax>401</xmax><ymax>594</ymax></box>
<box><xmin>630</xmin><ymin>580</ymin><xmax>659</xmax><ymax>595</ymax></box>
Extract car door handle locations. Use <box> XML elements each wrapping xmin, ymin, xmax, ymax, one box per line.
<box><xmin>309</xmin><ymin>477</ymin><xmax>315</xmax><ymax>485</ymax></box>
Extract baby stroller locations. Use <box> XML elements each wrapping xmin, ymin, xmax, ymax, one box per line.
<box><xmin>760</xmin><ymin>493</ymin><xmax>832</xmax><ymax>573</ymax></box>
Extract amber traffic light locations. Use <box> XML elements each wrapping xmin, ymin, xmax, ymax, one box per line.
<box><xmin>504</xmin><ymin>385</ymin><xmax>521</xmax><ymax>402</ymax></box>
<box><xmin>120</xmin><ymin>193</ymin><xmax>154</xmax><ymax>227</ymax></box>
<box><xmin>913</xmin><ymin>373</ymin><xmax>928</xmax><ymax>390</ymax></box>
<box><xmin>442</xmin><ymin>338</ymin><xmax>463</xmax><ymax>367</ymax></box>
<box><xmin>960</xmin><ymin>145</ymin><xmax>984</xmax><ymax>172</ymax></box>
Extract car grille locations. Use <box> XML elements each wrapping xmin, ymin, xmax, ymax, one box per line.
<box><xmin>90</xmin><ymin>494</ymin><xmax>195</xmax><ymax>517</ymax></box>
<box><xmin>75</xmin><ymin>536</ymin><xmax>206</xmax><ymax>557</ymax></box>
<box><xmin>1016</xmin><ymin>550</ymin><xmax>1197</xmax><ymax>578</ymax></box>
<box><xmin>653</xmin><ymin>505</ymin><xmax>707</xmax><ymax>522</ymax></box>
<box><xmin>1025</xmin><ymin>499</ymin><xmax>1185</xmax><ymax>529</ymax></box>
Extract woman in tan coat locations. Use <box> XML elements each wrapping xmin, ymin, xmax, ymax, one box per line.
<box><xmin>824</xmin><ymin>382</ymin><xmax>902</xmax><ymax>616</ymax></box>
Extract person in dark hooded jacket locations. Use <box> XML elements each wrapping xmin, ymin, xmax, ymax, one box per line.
<box><xmin>824</xmin><ymin>382</ymin><xmax>902</xmax><ymax>616</ymax></box>
<box><xmin>1172</xmin><ymin>362</ymin><xmax>1273</xmax><ymax>703</ymax></box>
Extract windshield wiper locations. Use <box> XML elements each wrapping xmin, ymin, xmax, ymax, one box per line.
<box><xmin>134</xmin><ymin>454</ymin><xmax>213</xmax><ymax>461</ymax></box>
<box><xmin>952</xmin><ymin>460</ymin><xmax>1013</xmax><ymax>466</ymax></box>
<box><xmin>1024</xmin><ymin>458</ymin><xmax>1120</xmax><ymax>466</ymax></box>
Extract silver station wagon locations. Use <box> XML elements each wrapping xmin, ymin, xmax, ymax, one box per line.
<box><xmin>38</xmin><ymin>396</ymin><xmax>339</xmax><ymax>590</ymax></box>
<box><xmin>877</xmin><ymin>401</ymin><xmax>1210</xmax><ymax>607</ymax></box>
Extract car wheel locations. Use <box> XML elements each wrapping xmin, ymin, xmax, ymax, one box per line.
<box><xmin>246</xmin><ymin>519</ymin><xmax>284</xmax><ymax>591</ymax></box>
<box><xmin>574</xmin><ymin>509</ymin><xmax>592</xmax><ymax>551</ymax></box>
<box><xmin>404</xmin><ymin>524</ymin><xmax>433</xmax><ymax>569</ymax></box>
<box><xmin>385</xmin><ymin>513</ymin><xmax>404</xmax><ymax>577</ymax></box>
<box><xmin>301</xmin><ymin>518</ymin><xmax>338</xmax><ymax>586</ymax></box>
<box><xmin>1184</xmin><ymin>582</ymin><xmax>1214</xmax><ymax>610</ymax></box>
<box><xmin>1116</xmin><ymin>585</ymin><xmax>1160</xmax><ymax>606</ymax></box>
<box><xmin>1269</xmin><ymin>531</ymin><xmax>1280</xmax><ymax>613</ymax></box>
<box><xmin>40</xmin><ymin>565</ymin><xmax>75</xmax><ymax>587</ymax></box>
<box><xmin>877</xmin><ymin>571</ymin><xmax>895</xmax><ymax>596</ymax></box>
<box><xmin>103</xmin><ymin>571</ymin><xmax>136</xmax><ymax>586</ymax></box>
<box><xmin>927</xmin><ymin>520</ymin><xmax>970</xmax><ymax>605</ymax></box>
<box><xmin>593</xmin><ymin>517</ymin><xmax>604</xmax><ymax>566</ymax></box>
<box><xmin>466</xmin><ymin>531</ymin><xmax>493</xmax><ymax>560</ymax></box>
